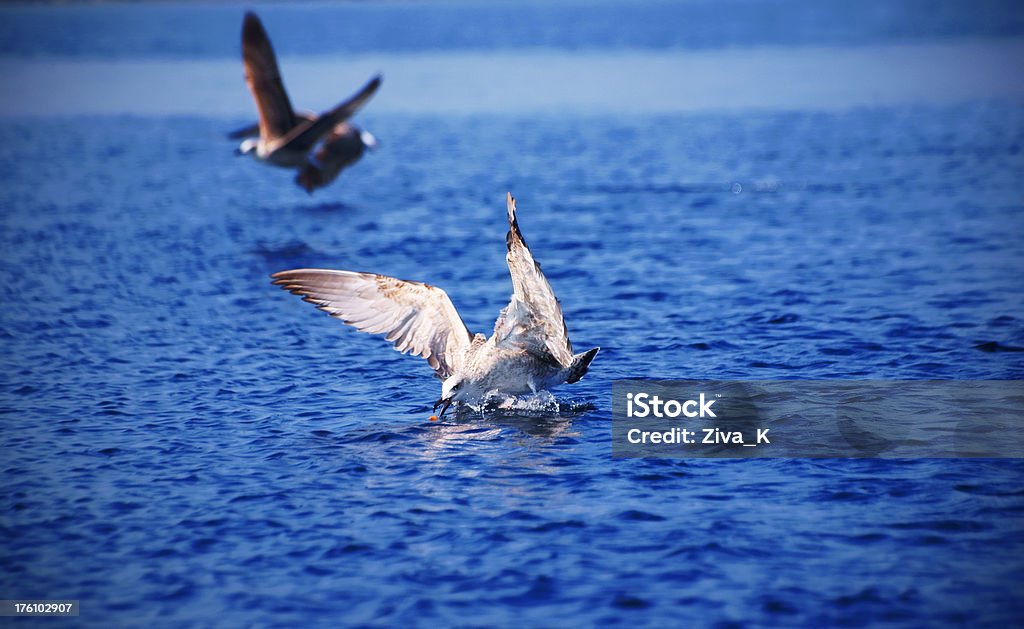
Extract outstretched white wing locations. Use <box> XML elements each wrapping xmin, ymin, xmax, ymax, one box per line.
<box><xmin>492</xmin><ymin>193</ymin><xmax>574</xmax><ymax>368</ymax></box>
<box><xmin>272</xmin><ymin>269</ymin><xmax>473</xmax><ymax>379</ymax></box>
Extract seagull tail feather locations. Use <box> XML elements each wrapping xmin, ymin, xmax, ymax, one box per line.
<box><xmin>566</xmin><ymin>347</ymin><xmax>600</xmax><ymax>384</ymax></box>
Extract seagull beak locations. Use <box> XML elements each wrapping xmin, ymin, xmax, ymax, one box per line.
<box><xmin>433</xmin><ymin>397</ymin><xmax>454</xmax><ymax>419</ymax></box>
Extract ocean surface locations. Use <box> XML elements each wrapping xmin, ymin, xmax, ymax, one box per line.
<box><xmin>2</xmin><ymin>1</ymin><xmax>1024</xmax><ymax>626</ymax></box>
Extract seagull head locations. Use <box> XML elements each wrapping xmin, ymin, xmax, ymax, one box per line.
<box><xmin>433</xmin><ymin>376</ymin><xmax>467</xmax><ymax>418</ymax></box>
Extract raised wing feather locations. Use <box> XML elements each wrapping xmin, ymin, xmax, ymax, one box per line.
<box><xmin>227</xmin><ymin>112</ymin><xmax>315</xmax><ymax>140</ymax></box>
<box><xmin>270</xmin><ymin>75</ymin><xmax>382</xmax><ymax>156</ymax></box>
<box><xmin>272</xmin><ymin>269</ymin><xmax>473</xmax><ymax>379</ymax></box>
<box><xmin>492</xmin><ymin>193</ymin><xmax>574</xmax><ymax>367</ymax></box>
<box><xmin>242</xmin><ymin>12</ymin><xmax>297</xmax><ymax>141</ymax></box>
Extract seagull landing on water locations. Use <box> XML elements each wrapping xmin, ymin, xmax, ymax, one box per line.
<box><xmin>232</xmin><ymin>11</ymin><xmax>381</xmax><ymax>193</ymax></box>
<box><xmin>272</xmin><ymin>193</ymin><xmax>600</xmax><ymax>418</ymax></box>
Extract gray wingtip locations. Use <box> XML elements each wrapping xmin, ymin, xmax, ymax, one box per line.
<box><xmin>242</xmin><ymin>11</ymin><xmax>265</xmax><ymax>42</ymax></box>
<box><xmin>270</xmin><ymin>269</ymin><xmax>293</xmax><ymax>283</ymax></box>
<box><xmin>505</xmin><ymin>192</ymin><xmax>522</xmax><ymax>252</ymax></box>
<box><xmin>353</xmin><ymin>74</ymin><xmax>383</xmax><ymax>103</ymax></box>
<box><xmin>566</xmin><ymin>347</ymin><xmax>600</xmax><ymax>384</ymax></box>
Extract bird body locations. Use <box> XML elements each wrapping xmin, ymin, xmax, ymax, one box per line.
<box><xmin>296</xmin><ymin>124</ymin><xmax>376</xmax><ymax>193</ymax></box>
<box><xmin>272</xmin><ymin>193</ymin><xmax>599</xmax><ymax>417</ymax></box>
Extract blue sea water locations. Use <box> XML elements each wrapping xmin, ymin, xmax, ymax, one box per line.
<box><xmin>2</xmin><ymin>2</ymin><xmax>1024</xmax><ymax>627</ymax></box>
<box><xmin>2</xmin><ymin>0</ymin><xmax>1023</xmax><ymax>59</ymax></box>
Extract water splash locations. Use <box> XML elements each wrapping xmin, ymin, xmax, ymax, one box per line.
<box><xmin>458</xmin><ymin>390</ymin><xmax>597</xmax><ymax>417</ymax></box>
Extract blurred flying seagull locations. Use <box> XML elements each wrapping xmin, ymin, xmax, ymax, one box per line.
<box><xmin>272</xmin><ymin>193</ymin><xmax>600</xmax><ymax>417</ymax></box>
<box><xmin>233</xmin><ymin>11</ymin><xmax>380</xmax><ymax>192</ymax></box>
